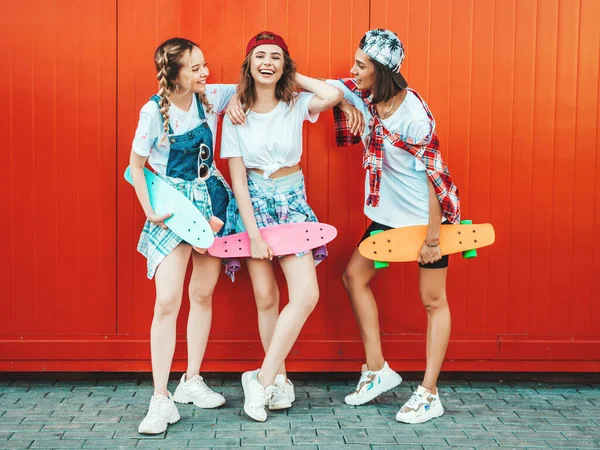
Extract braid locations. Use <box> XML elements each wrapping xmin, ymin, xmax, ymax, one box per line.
<box><xmin>198</xmin><ymin>91</ymin><xmax>213</xmax><ymax>115</ymax></box>
<box><xmin>156</xmin><ymin>51</ymin><xmax>171</xmax><ymax>134</ymax></box>
<box><xmin>153</xmin><ymin>38</ymin><xmax>199</xmax><ymax>135</ymax></box>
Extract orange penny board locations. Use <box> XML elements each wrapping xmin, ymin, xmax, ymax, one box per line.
<box><xmin>358</xmin><ymin>223</ymin><xmax>495</xmax><ymax>262</ymax></box>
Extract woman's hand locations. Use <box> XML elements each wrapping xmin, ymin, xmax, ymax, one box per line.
<box><xmin>226</xmin><ymin>94</ymin><xmax>246</xmax><ymax>125</ymax></box>
<box><xmin>339</xmin><ymin>98</ymin><xmax>365</xmax><ymax>136</ymax></box>
<box><xmin>249</xmin><ymin>235</ymin><xmax>273</xmax><ymax>260</ymax></box>
<box><xmin>418</xmin><ymin>241</ymin><xmax>442</xmax><ymax>265</ymax></box>
<box><xmin>147</xmin><ymin>212</ymin><xmax>172</xmax><ymax>230</ymax></box>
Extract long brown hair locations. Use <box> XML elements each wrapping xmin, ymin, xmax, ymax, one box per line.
<box><xmin>237</xmin><ymin>33</ymin><xmax>297</xmax><ymax>110</ymax></box>
<box><xmin>154</xmin><ymin>37</ymin><xmax>213</xmax><ymax>134</ymax></box>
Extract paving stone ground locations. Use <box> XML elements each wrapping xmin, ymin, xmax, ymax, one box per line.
<box><xmin>1</xmin><ymin>376</ymin><xmax>599</xmax><ymax>449</ymax></box>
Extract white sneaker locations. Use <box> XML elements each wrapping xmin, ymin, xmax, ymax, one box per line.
<box><xmin>396</xmin><ymin>385</ymin><xmax>444</xmax><ymax>424</ymax></box>
<box><xmin>172</xmin><ymin>374</ymin><xmax>226</xmax><ymax>408</ymax></box>
<box><xmin>241</xmin><ymin>369</ymin><xmax>276</xmax><ymax>422</ymax></box>
<box><xmin>344</xmin><ymin>361</ymin><xmax>402</xmax><ymax>406</ymax></box>
<box><xmin>138</xmin><ymin>393</ymin><xmax>180</xmax><ymax>434</ymax></box>
<box><xmin>269</xmin><ymin>374</ymin><xmax>295</xmax><ymax>410</ymax></box>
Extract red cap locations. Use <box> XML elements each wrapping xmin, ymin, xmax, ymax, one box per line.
<box><xmin>246</xmin><ymin>31</ymin><xmax>289</xmax><ymax>55</ymax></box>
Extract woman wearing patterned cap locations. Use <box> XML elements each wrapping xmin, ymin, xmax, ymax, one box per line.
<box><xmin>220</xmin><ymin>31</ymin><xmax>343</xmax><ymax>422</ymax></box>
<box><xmin>327</xmin><ymin>29</ymin><xmax>461</xmax><ymax>424</ymax></box>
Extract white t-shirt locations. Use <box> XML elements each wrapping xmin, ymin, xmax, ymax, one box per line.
<box><xmin>328</xmin><ymin>80</ymin><xmax>434</xmax><ymax>227</ymax></box>
<box><xmin>220</xmin><ymin>92</ymin><xmax>319</xmax><ymax>178</ymax></box>
<box><xmin>132</xmin><ymin>84</ymin><xmax>236</xmax><ymax>174</ymax></box>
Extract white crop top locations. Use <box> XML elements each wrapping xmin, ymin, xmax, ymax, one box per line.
<box><xmin>220</xmin><ymin>92</ymin><xmax>319</xmax><ymax>178</ymax></box>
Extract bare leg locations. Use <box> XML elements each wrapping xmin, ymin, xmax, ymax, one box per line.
<box><xmin>151</xmin><ymin>244</ymin><xmax>192</xmax><ymax>396</ymax></box>
<box><xmin>246</xmin><ymin>259</ymin><xmax>287</xmax><ymax>378</ymax></box>
<box><xmin>341</xmin><ymin>248</ymin><xmax>384</xmax><ymax>371</ymax></box>
<box><xmin>419</xmin><ymin>267</ymin><xmax>450</xmax><ymax>394</ymax></box>
<box><xmin>185</xmin><ymin>252</ymin><xmax>222</xmax><ymax>380</ymax></box>
<box><xmin>256</xmin><ymin>253</ymin><xmax>319</xmax><ymax>386</ymax></box>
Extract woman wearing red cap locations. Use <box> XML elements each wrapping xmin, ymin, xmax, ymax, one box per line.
<box><xmin>328</xmin><ymin>29</ymin><xmax>461</xmax><ymax>424</ymax></box>
<box><xmin>220</xmin><ymin>31</ymin><xmax>342</xmax><ymax>422</ymax></box>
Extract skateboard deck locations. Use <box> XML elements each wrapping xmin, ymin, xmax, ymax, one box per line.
<box><xmin>207</xmin><ymin>222</ymin><xmax>337</xmax><ymax>258</ymax></box>
<box><xmin>358</xmin><ymin>222</ymin><xmax>495</xmax><ymax>263</ymax></box>
<box><xmin>124</xmin><ymin>166</ymin><xmax>215</xmax><ymax>249</ymax></box>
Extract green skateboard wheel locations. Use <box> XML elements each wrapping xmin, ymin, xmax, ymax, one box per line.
<box><xmin>369</xmin><ymin>229</ymin><xmax>389</xmax><ymax>269</ymax></box>
<box><xmin>460</xmin><ymin>219</ymin><xmax>477</xmax><ymax>258</ymax></box>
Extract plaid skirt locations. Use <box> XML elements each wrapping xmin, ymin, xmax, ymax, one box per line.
<box><xmin>234</xmin><ymin>169</ymin><xmax>319</xmax><ymax>258</ymax></box>
<box><xmin>137</xmin><ymin>165</ymin><xmax>238</xmax><ymax>279</ymax></box>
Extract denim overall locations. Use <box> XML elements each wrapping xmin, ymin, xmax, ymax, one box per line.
<box><xmin>150</xmin><ymin>94</ymin><xmax>230</xmax><ymax>232</ymax></box>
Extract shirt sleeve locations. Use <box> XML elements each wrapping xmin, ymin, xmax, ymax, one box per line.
<box><xmin>132</xmin><ymin>102</ymin><xmax>160</xmax><ymax>157</ymax></box>
<box><xmin>295</xmin><ymin>91</ymin><xmax>319</xmax><ymax>123</ymax></box>
<box><xmin>219</xmin><ymin>114</ymin><xmax>243</xmax><ymax>159</ymax></box>
<box><xmin>208</xmin><ymin>84</ymin><xmax>237</xmax><ymax>114</ymax></box>
<box><xmin>326</xmin><ymin>79</ymin><xmax>364</xmax><ymax>109</ymax></box>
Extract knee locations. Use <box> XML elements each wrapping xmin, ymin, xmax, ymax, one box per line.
<box><xmin>342</xmin><ymin>268</ymin><xmax>367</xmax><ymax>294</ymax></box>
<box><xmin>254</xmin><ymin>285</ymin><xmax>279</xmax><ymax>312</ymax></box>
<box><xmin>305</xmin><ymin>287</ymin><xmax>320</xmax><ymax>313</ymax></box>
<box><xmin>294</xmin><ymin>285</ymin><xmax>320</xmax><ymax>315</ymax></box>
<box><xmin>188</xmin><ymin>285</ymin><xmax>214</xmax><ymax>308</ymax></box>
<box><xmin>421</xmin><ymin>290</ymin><xmax>448</xmax><ymax>313</ymax></box>
<box><xmin>154</xmin><ymin>294</ymin><xmax>181</xmax><ymax>319</ymax></box>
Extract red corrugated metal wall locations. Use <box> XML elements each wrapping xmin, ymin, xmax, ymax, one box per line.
<box><xmin>2</xmin><ymin>0</ymin><xmax>599</xmax><ymax>372</ymax></box>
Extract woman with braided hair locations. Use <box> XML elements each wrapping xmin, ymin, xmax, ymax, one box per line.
<box><xmin>129</xmin><ymin>37</ymin><xmax>242</xmax><ymax>434</ymax></box>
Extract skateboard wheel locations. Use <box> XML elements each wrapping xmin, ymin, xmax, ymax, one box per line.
<box><xmin>459</xmin><ymin>219</ymin><xmax>477</xmax><ymax>258</ymax></box>
<box><xmin>463</xmin><ymin>248</ymin><xmax>477</xmax><ymax>258</ymax></box>
<box><xmin>373</xmin><ymin>260</ymin><xmax>389</xmax><ymax>269</ymax></box>
<box><xmin>225</xmin><ymin>258</ymin><xmax>241</xmax><ymax>272</ymax></box>
<box><xmin>369</xmin><ymin>230</ymin><xmax>389</xmax><ymax>269</ymax></box>
<box><xmin>312</xmin><ymin>245</ymin><xmax>328</xmax><ymax>261</ymax></box>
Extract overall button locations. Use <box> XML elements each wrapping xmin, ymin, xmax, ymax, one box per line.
<box><xmin>170</xmin><ymin>138</ymin><xmax>175</xmax><ymax>144</ymax></box>
<box><xmin>203</xmin><ymin>123</ymin><xmax>209</xmax><ymax>129</ymax></box>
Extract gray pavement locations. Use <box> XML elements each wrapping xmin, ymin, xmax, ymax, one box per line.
<box><xmin>0</xmin><ymin>377</ymin><xmax>599</xmax><ymax>449</ymax></box>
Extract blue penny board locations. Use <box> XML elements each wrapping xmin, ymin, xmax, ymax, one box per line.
<box><xmin>124</xmin><ymin>166</ymin><xmax>214</xmax><ymax>248</ymax></box>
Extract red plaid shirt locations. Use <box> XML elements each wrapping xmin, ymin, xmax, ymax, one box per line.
<box><xmin>333</xmin><ymin>79</ymin><xmax>461</xmax><ymax>224</ymax></box>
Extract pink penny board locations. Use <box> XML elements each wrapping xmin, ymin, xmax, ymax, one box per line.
<box><xmin>207</xmin><ymin>222</ymin><xmax>337</xmax><ymax>258</ymax></box>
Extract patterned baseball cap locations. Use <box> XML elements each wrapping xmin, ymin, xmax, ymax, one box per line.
<box><xmin>360</xmin><ymin>29</ymin><xmax>407</xmax><ymax>89</ymax></box>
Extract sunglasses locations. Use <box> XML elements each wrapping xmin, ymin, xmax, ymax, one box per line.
<box><xmin>197</xmin><ymin>143</ymin><xmax>212</xmax><ymax>181</ymax></box>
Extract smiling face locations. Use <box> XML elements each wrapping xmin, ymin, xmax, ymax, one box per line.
<box><xmin>176</xmin><ymin>46</ymin><xmax>209</xmax><ymax>94</ymax></box>
<box><xmin>350</xmin><ymin>48</ymin><xmax>376</xmax><ymax>91</ymax></box>
<box><xmin>237</xmin><ymin>40</ymin><xmax>297</xmax><ymax>110</ymax></box>
<box><xmin>249</xmin><ymin>44</ymin><xmax>285</xmax><ymax>86</ymax></box>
